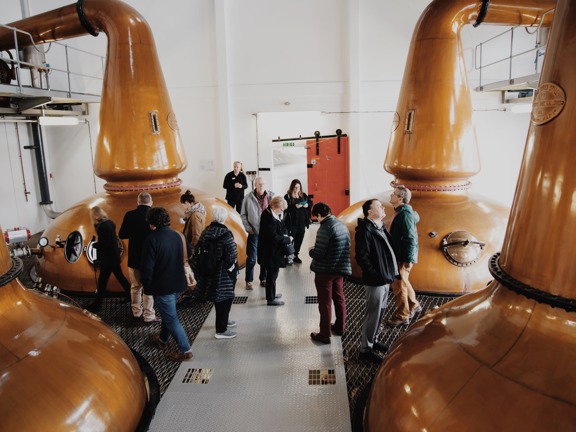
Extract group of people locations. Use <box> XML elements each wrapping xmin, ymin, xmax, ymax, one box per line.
<box><xmin>86</xmin><ymin>158</ymin><xmax>420</xmax><ymax>365</ymax></box>
<box><xmin>303</xmin><ymin>185</ymin><xmax>420</xmax><ymax>367</ymax></box>
<box><xmin>85</xmin><ymin>188</ymin><xmax>240</xmax><ymax>362</ymax></box>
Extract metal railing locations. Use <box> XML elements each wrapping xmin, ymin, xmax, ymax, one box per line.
<box><xmin>0</xmin><ymin>23</ymin><xmax>105</xmax><ymax>100</ymax></box>
<box><xmin>473</xmin><ymin>8</ymin><xmax>554</xmax><ymax>90</ymax></box>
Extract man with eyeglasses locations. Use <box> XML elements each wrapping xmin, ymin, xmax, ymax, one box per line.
<box><xmin>386</xmin><ymin>185</ymin><xmax>422</xmax><ymax>327</ymax></box>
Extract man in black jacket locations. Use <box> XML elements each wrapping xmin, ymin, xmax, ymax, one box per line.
<box><xmin>222</xmin><ymin>161</ymin><xmax>248</xmax><ymax>212</ymax></box>
<box><xmin>355</xmin><ymin>199</ymin><xmax>399</xmax><ymax>363</ymax></box>
<box><xmin>119</xmin><ymin>192</ymin><xmax>160</xmax><ymax>323</ymax></box>
<box><xmin>141</xmin><ymin>207</ymin><xmax>193</xmax><ymax>362</ymax></box>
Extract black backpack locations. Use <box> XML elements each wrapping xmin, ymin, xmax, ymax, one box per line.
<box><xmin>193</xmin><ymin>236</ymin><xmax>220</xmax><ymax>277</ymax></box>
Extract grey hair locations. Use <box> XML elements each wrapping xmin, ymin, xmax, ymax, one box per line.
<box><xmin>212</xmin><ymin>206</ymin><xmax>228</xmax><ymax>224</ymax></box>
<box><xmin>394</xmin><ymin>185</ymin><xmax>412</xmax><ymax>204</ymax></box>
<box><xmin>137</xmin><ymin>192</ymin><xmax>152</xmax><ymax>205</ymax></box>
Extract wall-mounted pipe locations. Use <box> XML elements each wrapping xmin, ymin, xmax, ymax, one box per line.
<box><xmin>26</xmin><ymin>121</ymin><xmax>52</xmax><ymax>206</ymax></box>
<box><xmin>13</xmin><ymin>123</ymin><xmax>30</xmax><ymax>202</ymax></box>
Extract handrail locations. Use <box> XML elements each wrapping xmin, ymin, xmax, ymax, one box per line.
<box><xmin>0</xmin><ymin>22</ymin><xmax>104</xmax><ymax>100</ymax></box>
<box><xmin>474</xmin><ymin>24</ymin><xmax>549</xmax><ymax>90</ymax></box>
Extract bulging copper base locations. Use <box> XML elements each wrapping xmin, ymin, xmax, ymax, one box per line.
<box><xmin>339</xmin><ymin>190</ymin><xmax>509</xmax><ymax>294</ymax></box>
<box><xmin>366</xmin><ymin>281</ymin><xmax>576</xmax><ymax>430</ymax></box>
<box><xmin>36</xmin><ymin>187</ymin><xmax>247</xmax><ymax>294</ymax></box>
<box><xmin>0</xmin><ymin>264</ymin><xmax>148</xmax><ymax>430</ymax></box>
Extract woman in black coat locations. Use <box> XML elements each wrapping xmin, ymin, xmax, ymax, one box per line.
<box><xmin>194</xmin><ymin>206</ymin><xmax>239</xmax><ymax>339</ymax></box>
<box><xmin>87</xmin><ymin>206</ymin><xmax>131</xmax><ymax>313</ymax></box>
<box><xmin>258</xmin><ymin>196</ymin><xmax>291</xmax><ymax>306</ymax></box>
<box><xmin>283</xmin><ymin>179</ymin><xmax>310</xmax><ymax>264</ymax></box>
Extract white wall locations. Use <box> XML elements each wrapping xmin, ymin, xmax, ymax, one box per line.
<box><xmin>0</xmin><ymin>0</ymin><xmax>533</xmax><ymax>235</ymax></box>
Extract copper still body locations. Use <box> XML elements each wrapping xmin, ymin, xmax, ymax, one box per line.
<box><xmin>340</xmin><ymin>0</ymin><xmax>555</xmax><ymax>294</ymax></box>
<box><xmin>0</xmin><ymin>227</ymin><xmax>150</xmax><ymax>430</ymax></box>
<box><xmin>0</xmin><ymin>0</ymin><xmax>247</xmax><ymax>294</ymax></box>
<box><xmin>365</xmin><ymin>0</ymin><xmax>576</xmax><ymax>430</ymax></box>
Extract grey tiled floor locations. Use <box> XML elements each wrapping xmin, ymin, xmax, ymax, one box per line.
<box><xmin>149</xmin><ymin>224</ymin><xmax>352</xmax><ymax>431</ymax></box>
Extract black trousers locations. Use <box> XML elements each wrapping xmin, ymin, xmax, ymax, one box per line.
<box><xmin>265</xmin><ymin>267</ymin><xmax>280</xmax><ymax>301</ymax></box>
<box><xmin>227</xmin><ymin>198</ymin><xmax>243</xmax><ymax>213</ymax></box>
<box><xmin>291</xmin><ymin>224</ymin><xmax>306</xmax><ymax>256</ymax></box>
<box><xmin>214</xmin><ymin>298</ymin><xmax>234</xmax><ymax>333</ymax></box>
<box><xmin>94</xmin><ymin>261</ymin><xmax>131</xmax><ymax>305</ymax></box>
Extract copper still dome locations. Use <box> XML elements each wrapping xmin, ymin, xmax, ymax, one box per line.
<box><xmin>363</xmin><ymin>0</ymin><xmax>576</xmax><ymax>430</ymax></box>
<box><xmin>0</xmin><ymin>0</ymin><xmax>247</xmax><ymax>293</ymax></box>
<box><xmin>0</xmin><ymin>226</ymin><xmax>152</xmax><ymax>430</ymax></box>
<box><xmin>340</xmin><ymin>0</ymin><xmax>555</xmax><ymax>294</ymax></box>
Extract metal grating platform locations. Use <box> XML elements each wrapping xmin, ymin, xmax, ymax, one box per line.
<box><xmin>18</xmin><ymin>227</ymin><xmax>459</xmax><ymax>430</ymax></box>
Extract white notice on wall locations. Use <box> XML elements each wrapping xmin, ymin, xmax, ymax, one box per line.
<box><xmin>199</xmin><ymin>160</ymin><xmax>215</xmax><ymax>171</ymax></box>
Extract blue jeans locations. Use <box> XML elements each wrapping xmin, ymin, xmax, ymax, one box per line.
<box><xmin>154</xmin><ymin>293</ymin><xmax>191</xmax><ymax>353</ymax></box>
<box><xmin>245</xmin><ymin>233</ymin><xmax>267</xmax><ymax>283</ymax></box>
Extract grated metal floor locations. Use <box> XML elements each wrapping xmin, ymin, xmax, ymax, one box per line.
<box><xmin>19</xmin><ymin>226</ymin><xmax>457</xmax><ymax>431</ymax></box>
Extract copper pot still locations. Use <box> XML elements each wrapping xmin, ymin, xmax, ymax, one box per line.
<box><xmin>0</xmin><ymin>0</ymin><xmax>246</xmax><ymax>293</ymax></box>
<box><xmin>0</xmin><ymin>227</ymin><xmax>150</xmax><ymax>431</ymax></box>
<box><xmin>364</xmin><ymin>0</ymin><xmax>576</xmax><ymax>430</ymax></box>
<box><xmin>340</xmin><ymin>0</ymin><xmax>555</xmax><ymax>294</ymax></box>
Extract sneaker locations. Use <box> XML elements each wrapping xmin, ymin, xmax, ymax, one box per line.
<box><xmin>330</xmin><ymin>324</ymin><xmax>344</xmax><ymax>336</ymax></box>
<box><xmin>168</xmin><ymin>350</ymin><xmax>193</xmax><ymax>361</ymax></box>
<box><xmin>275</xmin><ymin>293</ymin><xmax>282</xmax><ymax>299</ymax></box>
<box><xmin>151</xmin><ymin>334</ymin><xmax>168</xmax><ymax>350</ymax></box>
<box><xmin>293</xmin><ymin>256</ymin><xmax>302</xmax><ymax>264</ymax></box>
<box><xmin>144</xmin><ymin>316</ymin><xmax>161</xmax><ymax>324</ymax></box>
<box><xmin>409</xmin><ymin>304</ymin><xmax>423</xmax><ymax>319</ymax></box>
<box><xmin>310</xmin><ymin>332</ymin><xmax>331</xmax><ymax>344</ymax></box>
<box><xmin>386</xmin><ymin>317</ymin><xmax>410</xmax><ymax>327</ymax></box>
<box><xmin>359</xmin><ymin>350</ymin><xmax>383</xmax><ymax>364</ymax></box>
<box><xmin>267</xmin><ymin>299</ymin><xmax>285</xmax><ymax>306</ymax></box>
<box><xmin>227</xmin><ymin>320</ymin><xmax>237</xmax><ymax>327</ymax></box>
<box><xmin>373</xmin><ymin>342</ymin><xmax>389</xmax><ymax>353</ymax></box>
<box><xmin>260</xmin><ymin>280</ymin><xmax>266</xmax><ymax>287</ymax></box>
<box><xmin>246</xmin><ymin>282</ymin><xmax>254</xmax><ymax>290</ymax></box>
<box><xmin>215</xmin><ymin>330</ymin><xmax>237</xmax><ymax>339</ymax></box>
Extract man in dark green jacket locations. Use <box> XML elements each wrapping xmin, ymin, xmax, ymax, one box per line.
<box><xmin>386</xmin><ymin>185</ymin><xmax>422</xmax><ymax>327</ymax></box>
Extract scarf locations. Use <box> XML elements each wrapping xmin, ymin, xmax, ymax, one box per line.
<box><xmin>254</xmin><ymin>191</ymin><xmax>269</xmax><ymax>214</ymax></box>
<box><xmin>184</xmin><ymin>202</ymin><xmax>206</xmax><ymax>219</ymax></box>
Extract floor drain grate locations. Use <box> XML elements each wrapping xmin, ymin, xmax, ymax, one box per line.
<box><xmin>233</xmin><ymin>296</ymin><xmax>248</xmax><ymax>304</ymax></box>
<box><xmin>182</xmin><ymin>368</ymin><xmax>213</xmax><ymax>384</ymax></box>
<box><xmin>309</xmin><ymin>369</ymin><xmax>336</xmax><ymax>385</ymax></box>
<box><xmin>305</xmin><ymin>296</ymin><xmax>318</xmax><ymax>304</ymax></box>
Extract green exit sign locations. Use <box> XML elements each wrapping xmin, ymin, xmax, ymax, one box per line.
<box><xmin>283</xmin><ymin>142</ymin><xmax>295</xmax><ymax>147</ymax></box>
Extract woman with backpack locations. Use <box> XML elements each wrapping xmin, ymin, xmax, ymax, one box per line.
<box><xmin>193</xmin><ymin>206</ymin><xmax>239</xmax><ymax>339</ymax></box>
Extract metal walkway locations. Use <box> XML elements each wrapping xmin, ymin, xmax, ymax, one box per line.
<box><xmin>21</xmin><ymin>226</ymin><xmax>456</xmax><ymax>431</ymax></box>
<box><xmin>149</xmin><ymin>226</ymin><xmax>351</xmax><ymax>431</ymax></box>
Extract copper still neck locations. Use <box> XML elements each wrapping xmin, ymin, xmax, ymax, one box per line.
<box><xmin>0</xmin><ymin>0</ymin><xmax>186</xmax><ymax>192</ymax></box>
<box><xmin>386</xmin><ymin>0</ymin><xmax>555</xmax><ymax>189</ymax></box>
<box><xmin>498</xmin><ymin>0</ymin><xmax>574</xmax><ymax>301</ymax></box>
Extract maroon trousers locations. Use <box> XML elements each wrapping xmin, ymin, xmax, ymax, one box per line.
<box><xmin>314</xmin><ymin>273</ymin><xmax>347</xmax><ymax>338</ymax></box>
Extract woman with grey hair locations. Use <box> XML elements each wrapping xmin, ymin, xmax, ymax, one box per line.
<box><xmin>193</xmin><ymin>206</ymin><xmax>239</xmax><ymax>339</ymax></box>
<box><xmin>211</xmin><ymin>205</ymin><xmax>228</xmax><ymax>224</ymax></box>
